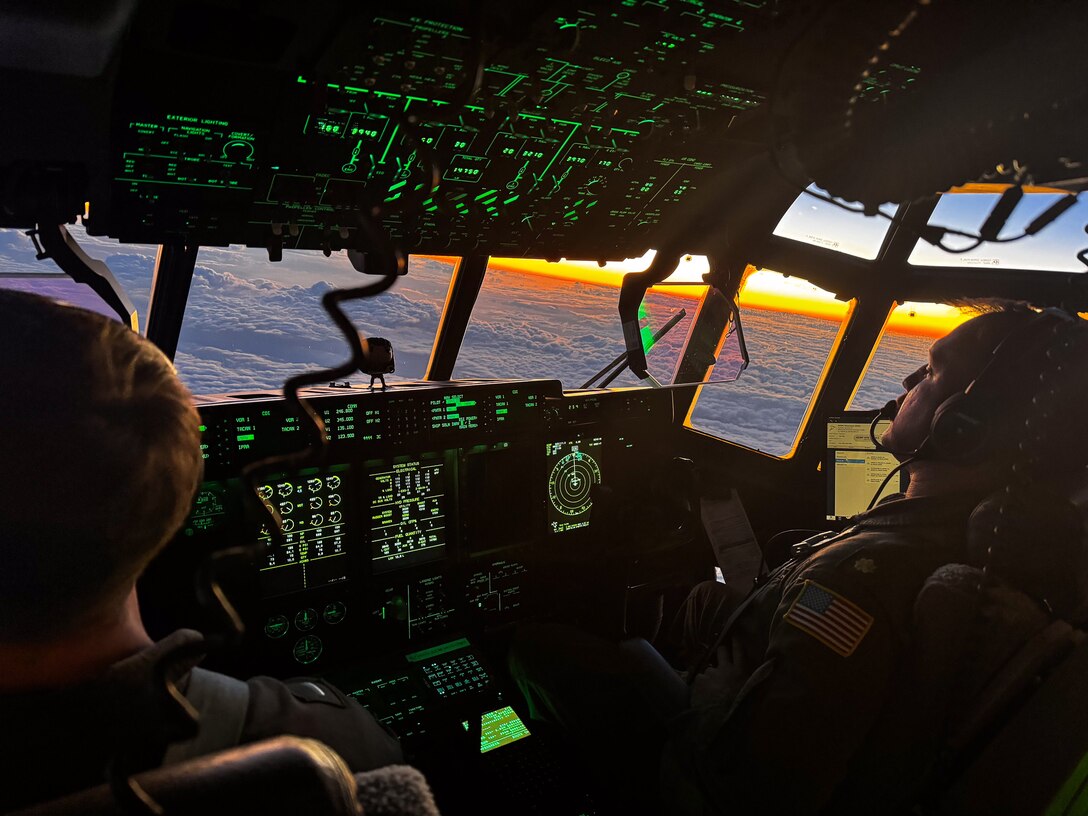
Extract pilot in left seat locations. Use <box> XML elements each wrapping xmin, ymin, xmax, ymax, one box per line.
<box><xmin>0</xmin><ymin>289</ymin><xmax>403</xmax><ymax>812</ymax></box>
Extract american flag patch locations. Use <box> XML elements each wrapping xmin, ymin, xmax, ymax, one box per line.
<box><xmin>784</xmin><ymin>581</ymin><xmax>873</xmax><ymax>657</ymax></box>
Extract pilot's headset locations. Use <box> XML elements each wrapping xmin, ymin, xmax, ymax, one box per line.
<box><xmin>924</xmin><ymin>308</ymin><xmax>1079</xmax><ymax>466</ymax></box>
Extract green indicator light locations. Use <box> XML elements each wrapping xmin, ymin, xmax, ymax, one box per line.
<box><xmin>504</xmin><ymin>194</ymin><xmax>520</xmax><ymax>205</ymax></box>
<box><xmin>199</xmin><ymin>424</ymin><xmax>207</xmax><ymax>432</ymax></box>
<box><xmin>638</xmin><ymin>302</ymin><xmax>655</xmax><ymax>352</ymax></box>
<box><xmin>237</xmin><ymin>433</ymin><xmax>255</xmax><ymax>441</ymax></box>
<box><xmin>406</xmin><ymin>637</ymin><xmax>471</xmax><ymax>663</ymax></box>
<box><xmin>327</xmin><ymin>83</ymin><xmax>340</xmax><ymax>89</ymax></box>
<box><xmin>496</xmin><ymin>409</ymin><xmax>508</xmax><ymax>415</ymax></box>
<box><xmin>296</xmin><ymin>76</ymin><xmax>307</xmax><ymax>84</ymax></box>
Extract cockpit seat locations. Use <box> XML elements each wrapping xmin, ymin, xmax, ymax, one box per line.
<box><xmin>8</xmin><ymin>736</ymin><xmax>441</xmax><ymax>816</ymax></box>
<box><xmin>910</xmin><ymin>481</ymin><xmax>1088</xmax><ymax>814</ymax></box>
<box><xmin>827</xmin><ymin>478</ymin><xmax>1088</xmax><ymax>814</ymax></box>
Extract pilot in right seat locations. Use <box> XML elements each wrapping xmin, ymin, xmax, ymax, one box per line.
<box><xmin>509</xmin><ymin>303</ymin><xmax>1088</xmax><ymax>815</ymax></box>
<box><xmin>0</xmin><ymin>289</ymin><xmax>405</xmax><ymax>812</ymax></box>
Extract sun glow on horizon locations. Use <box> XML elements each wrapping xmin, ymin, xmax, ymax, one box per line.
<box><xmin>420</xmin><ymin>252</ymin><xmax>969</xmax><ymax>338</ymax></box>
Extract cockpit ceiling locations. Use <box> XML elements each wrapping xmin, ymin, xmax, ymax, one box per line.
<box><xmin>1</xmin><ymin>0</ymin><xmax>1086</xmax><ymax>260</ymax></box>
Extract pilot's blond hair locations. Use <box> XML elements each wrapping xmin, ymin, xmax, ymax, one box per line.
<box><xmin>0</xmin><ymin>289</ymin><xmax>203</xmax><ymax>641</ymax></box>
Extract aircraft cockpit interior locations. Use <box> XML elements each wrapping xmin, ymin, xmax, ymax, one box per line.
<box><xmin>4</xmin><ymin>1</ymin><xmax>1088</xmax><ymax>813</ymax></box>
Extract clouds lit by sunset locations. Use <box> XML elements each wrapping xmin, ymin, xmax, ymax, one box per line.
<box><xmin>473</xmin><ymin>251</ymin><xmax>970</xmax><ymax>339</ymax></box>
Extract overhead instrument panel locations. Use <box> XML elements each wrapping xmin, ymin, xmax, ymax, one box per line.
<box><xmin>89</xmin><ymin>0</ymin><xmax>793</xmax><ymax>256</ymax></box>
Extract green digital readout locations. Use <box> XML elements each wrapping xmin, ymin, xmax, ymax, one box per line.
<box><xmin>480</xmin><ymin>706</ymin><xmax>531</xmax><ymax>754</ymax></box>
<box><xmin>429</xmin><ymin>394</ymin><xmax>480</xmax><ymax>431</ymax></box>
<box><xmin>369</xmin><ymin>459</ymin><xmax>447</xmax><ymax>573</ymax></box>
<box><xmin>321</xmin><ymin>402</ymin><xmax>382</xmax><ymax>443</ymax></box>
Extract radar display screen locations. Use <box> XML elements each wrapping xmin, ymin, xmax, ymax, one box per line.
<box><xmin>257</xmin><ymin>465</ymin><xmax>351</xmax><ymax>598</ymax></box>
<box><xmin>545</xmin><ymin>438</ymin><xmax>603</xmax><ymax>534</ymax></box>
<box><xmin>369</xmin><ymin>458</ymin><xmax>448</xmax><ymax>573</ymax></box>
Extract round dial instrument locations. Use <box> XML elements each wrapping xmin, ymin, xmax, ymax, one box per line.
<box><xmin>292</xmin><ymin>635</ymin><xmax>323</xmax><ymax>665</ymax></box>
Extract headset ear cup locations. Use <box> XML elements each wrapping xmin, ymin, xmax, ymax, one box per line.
<box><xmin>930</xmin><ymin>392</ymin><xmax>990</xmax><ymax>463</ymax></box>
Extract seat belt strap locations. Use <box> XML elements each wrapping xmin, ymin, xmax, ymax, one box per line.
<box><xmin>687</xmin><ymin>526</ymin><xmax>858</xmax><ymax>682</ymax></box>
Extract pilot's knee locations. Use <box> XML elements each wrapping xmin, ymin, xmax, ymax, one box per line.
<box><xmin>683</xmin><ymin>579</ymin><xmax>734</xmax><ymax>611</ymax></box>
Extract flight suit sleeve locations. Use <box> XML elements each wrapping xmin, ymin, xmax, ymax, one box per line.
<box><xmin>662</xmin><ymin>566</ymin><xmax>898</xmax><ymax>815</ymax></box>
<box><xmin>240</xmin><ymin>675</ymin><xmax>403</xmax><ymax>772</ymax></box>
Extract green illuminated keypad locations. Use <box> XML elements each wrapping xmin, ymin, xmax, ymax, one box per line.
<box><xmin>421</xmin><ymin>653</ymin><xmax>490</xmax><ymax>697</ymax></box>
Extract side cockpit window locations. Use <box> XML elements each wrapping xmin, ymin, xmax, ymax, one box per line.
<box><xmin>849</xmin><ymin>302</ymin><xmax>972</xmax><ymax>410</ymax></box>
<box><xmin>0</xmin><ymin>226</ymin><xmax>153</xmax><ymax>328</ymax></box>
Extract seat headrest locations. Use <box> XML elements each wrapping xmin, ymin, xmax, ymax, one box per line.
<box><xmin>967</xmin><ymin>476</ymin><xmax>1088</xmax><ymax>620</ymax></box>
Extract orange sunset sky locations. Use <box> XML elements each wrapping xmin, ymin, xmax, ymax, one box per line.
<box><xmin>424</xmin><ymin>251</ymin><xmax>969</xmax><ymax>339</ymax></box>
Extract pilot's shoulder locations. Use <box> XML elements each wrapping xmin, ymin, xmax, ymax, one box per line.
<box><xmin>793</xmin><ymin>525</ymin><xmax>964</xmax><ymax>641</ymax></box>
<box><xmin>242</xmin><ymin>675</ymin><xmax>403</xmax><ymax>771</ymax></box>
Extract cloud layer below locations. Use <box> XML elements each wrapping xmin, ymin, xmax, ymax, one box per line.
<box><xmin>0</xmin><ymin>228</ymin><xmax>923</xmax><ymax>454</ymax></box>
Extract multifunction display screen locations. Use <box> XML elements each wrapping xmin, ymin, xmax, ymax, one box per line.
<box><xmin>545</xmin><ymin>438</ymin><xmax>603</xmax><ymax>534</ymax></box>
<box><xmin>480</xmin><ymin>706</ymin><xmax>532</xmax><ymax>754</ymax></box>
<box><xmin>826</xmin><ymin>414</ymin><xmax>905</xmax><ymax>520</ymax></box>
<box><xmin>257</xmin><ymin>465</ymin><xmax>351</xmax><ymax>598</ymax></box>
<box><xmin>369</xmin><ymin>457</ymin><xmax>448</xmax><ymax>573</ymax></box>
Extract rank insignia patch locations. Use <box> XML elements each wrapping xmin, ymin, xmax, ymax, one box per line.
<box><xmin>784</xmin><ymin>581</ymin><xmax>873</xmax><ymax>657</ymax></box>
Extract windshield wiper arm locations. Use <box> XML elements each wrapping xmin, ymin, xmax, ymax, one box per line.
<box><xmin>581</xmin><ymin>307</ymin><xmax>687</xmax><ymax>389</ymax></box>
